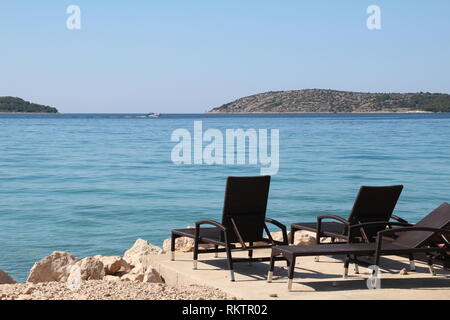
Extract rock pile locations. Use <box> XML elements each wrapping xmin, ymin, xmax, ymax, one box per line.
<box><xmin>0</xmin><ymin>270</ymin><xmax>16</xmax><ymax>285</ymax></box>
<box><xmin>26</xmin><ymin>239</ymin><xmax>163</xmax><ymax>285</ymax></box>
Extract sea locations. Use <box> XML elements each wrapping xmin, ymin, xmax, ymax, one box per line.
<box><xmin>1</xmin><ymin>113</ymin><xmax>450</xmax><ymax>281</ymax></box>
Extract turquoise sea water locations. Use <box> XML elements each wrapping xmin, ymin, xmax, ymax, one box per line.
<box><xmin>1</xmin><ymin>113</ymin><xmax>450</xmax><ymax>282</ymax></box>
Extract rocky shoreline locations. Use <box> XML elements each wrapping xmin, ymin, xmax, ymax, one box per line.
<box><xmin>0</xmin><ymin>281</ymin><xmax>230</xmax><ymax>301</ymax></box>
<box><xmin>207</xmin><ymin>110</ymin><xmax>432</xmax><ymax>114</ymax></box>
<box><xmin>0</xmin><ymin>230</ymin><xmax>317</xmax><ymax>300</ymax></box>
<box><xmin>208</xmin><ymin>89</ymin><xmax>450</xmax><ymax>113</ymax></box>
<box><xmin>0</xmin><ymin>238</ymin><xmax>232</xmax><ymax>300</ymax></box>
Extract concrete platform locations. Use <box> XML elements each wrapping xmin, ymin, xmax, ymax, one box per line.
<box><xmin>148</xmin><ymin>249</ymin><xmax>450</xmax><ymax>300</ymax></box>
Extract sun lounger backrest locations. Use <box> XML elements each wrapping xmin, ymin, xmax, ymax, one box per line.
<box><xmin>347</xmin><ymin>185</ymin><xmax>403</xmax><ymax>240</ymax></box>
<box><xmin>395</xmin><ymin>202</ymin><xmax>450</xmax><ymax>248</ymax></box>
<box><xmin>348</xmin><ymin>185</ymin><xmax>404</xmax><ymax>224</ymax></box>
<box><xmin>221</xmin><ymin>176</ymin><xmax>271</xmax><ymax>243</ymax></box>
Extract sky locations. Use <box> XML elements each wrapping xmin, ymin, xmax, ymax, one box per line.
<box><xmin>1</xmin><ymin>1</ymin><xmax>449</xmax><ymax>113</ymax></box>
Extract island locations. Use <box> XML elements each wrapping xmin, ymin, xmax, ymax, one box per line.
<box><xmin>0</xmin><ymin>97</ymin><xmax>58</xmax><ymax>113</ymax></box>
<box><xmin>208</xmin><ymin>89</ymin><xmax>450</xmax><ymax>113</ymax></box>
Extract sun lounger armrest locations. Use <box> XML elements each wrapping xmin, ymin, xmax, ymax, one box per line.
<box><xmin>317</xmin><ymin>215</ymin><xmax>349</xmax><ymax>225</ymax></box>
<box><xmin>349</xmin><ymin>221</ymin><xmax>412</xmax><ymax>242</ymax></box>
<box><xmin>391</xmin><ymin>215</ymin><xmax>409</xmax><ymax>224</ymax></box>
<box><xmin>377</xmin><ymin>226</ymin><xmax>450</xmax><ymax>239</ymax></box>
<box><xmin>350</xmin><ymin>221</ymin><xmax>412</xmax><ymax>230</ymax></box>
<box><xmin>265</xmin><ymin>218</ymin><xmax>289</xmax><ymax>244</ymax></box>
<box><xmin>375</xmin><ymin>227</ymin><xmax>450</xmax><ymax>263</ymax></box>
<box><xmin>193</xmin><ymin>220</ymin><xmax>228</xmax><ymax>248</ymax></box>
<box><xmin>265</xmin><ymin>218</ymin><xmax>286</xmax><ymax>230</ymax></box>
<box><xmin>195</xmin><ymin>220</ymin><xmax>226</xmax><ymax>231</ymax></box>
<box><xmin>316</xmin><ymin>215</ymin><xmax>350</xmax><ymax>244</ymax></box>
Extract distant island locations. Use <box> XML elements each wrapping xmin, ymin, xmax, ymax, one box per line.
<box><xmin>0</xmin><ymin>97</ymin><xmax>58</xmax><ymax>113</ymax></box>
<box><xmin>208</xmin><ymin>89</ymin><xmax>450</xmax><ymax>113</ymax></box>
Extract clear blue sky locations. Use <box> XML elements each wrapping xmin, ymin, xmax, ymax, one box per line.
<box><xmin>1</xmin><ymin>1</ymin><xmax>449</xmax><ymax>113</ymax></box>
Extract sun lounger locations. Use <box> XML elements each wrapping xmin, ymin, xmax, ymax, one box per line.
<box><xmin>269</xmin><ymin>203</ymin><xmax>450</xmax><ymax>291</ymax></box>
<box><xmin>290</xmin><ymin>185</ymin><xmax>406</xmax><ymax>244</ymax></box>
<box><xmin>171</xmin><ymin>176</ymin><xmax>289</xmax><ymax>281</ymax></box>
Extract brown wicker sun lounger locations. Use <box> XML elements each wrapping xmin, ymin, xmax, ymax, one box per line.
<box><xmin>171</xmin><ymin>176</ymin><xmax>289</xmax><ymax>281</ymax></box>
<box><xmin>269</xmin><ymin>202</ymin><xmax>450</xmax><ymax>291</ymax></box>
<box><xmin>291</xmin><ymin>185</ymin><xmax>406</xmax><ymax>245</ymax></box>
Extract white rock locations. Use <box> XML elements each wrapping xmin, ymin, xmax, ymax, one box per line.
<box><xmin>94</xmin><ymin>255</ymin><xmax>129</xmax><ymax>275</ymax></box>
<box><xmin>24</xmin><ymin>284</ymin><xmax>35</xmax><ymax>294</ymax></box>
<box><xmin>143</xmin><ymin>267</ymin><xmax>163</xmax><ymax>283</ymax></box>
<box><xmin>292</xmin><ymin>230</ymin><xmax>317</xmax><ymax>246</ymax></box>
<box><xmin>0</xmin><ymin>270</ymin><xmax>16</xmax><ymax>284</ymax></box>
<box><xmin>104</xmin><ymin>275</ymin><xmax>121</xmax><ymax>282</ymax></box>
<box><xmin>120</xmin><ymin>239</ymin><xmax>165</xmax><ymax>283</ymax></box>
<box><xmin>72</xmin><ymin>257</ymin><xmax>105</xmax><ymax>281</ymax></box>
<box><xmin>27</xmin><ymin>251</ymin><xmax>79</xmax><ymax>283</ymax></box>
<box><xmin>120</xmin><ymin>265</ymin><xmax>145</xmax><ymax>282</ymax></box>
<box><xmin>124</xmin><ymin>264</ymin><xmax>162</xmax><ymax>283</ymax></box>
<box><xmin>123</xmin><ymin>239</ymin><xmax>162</xmax><ymax>268</ymax></box>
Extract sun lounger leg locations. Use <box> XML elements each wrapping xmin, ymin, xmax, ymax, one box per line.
<box><xmin>408</xmin><ymin>254</ymin><xmax>416</xmax><ymax>271</ymax></box>
<box><xmin>343</xmin><ymin>255</ymin><xmax>350</xmax><ymax>279</ymax></box>
<box><xmin>352</xmin><ymin>255</ymin><xmax>360</xmax><ymax>274</ymax></box>
<box><xmin>289</xmin><ymin>227</ymin><xmax>295</xmax><ymax>244</ymax></box>
<box><xmin>225</xmin><ymin>242</ymin><xmax>235</xmax><ymax>282</ymax></box>
<box><xmin>427</xmin><ymin>256</ymin><xmax>436</xmax><ymax>276</ymax></box>
<box><xmin>170</xmin><ymin>234</ymin><xmax>176</xmax><ymax>261</ymax></box>
<box><xmin>343</xmin><ymin>268</ymin><xmax>349</xmax><ymax>278</ymax></box>
<box><xmin>248</xmin><ymin>242</ymin><xmax>253</xmax><ymax>266</ymax></box>
<box><xmin>288</xmin><ymin>279</ymin><xmax>293</xmax><ymax>291</ymax></box>
<box><xmin>267</xmin><ymin>271</ymin><xmax>273</xmax><ymax>283</ymax></box>
<box><xmin>193</xmin><ymin>230</ymin><xmax>201</xmax><ymax>270</ymax></box>
<box><xmin>214</xmin><ymin>245</ymin><xmax>219</xmax><ymax>258</ymax></box>
<box><xmin>267</xmin><ymin>252</ymin><xmax>276</xmax><ymax>283</ymax></box>
<box><xmin>287</xmin><ymin>256</ymin><xmax>296</xmax><ymax>291</ymax></box>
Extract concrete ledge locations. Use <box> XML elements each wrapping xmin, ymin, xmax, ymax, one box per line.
<box><xmin>148</xmin><ymin>249</ymin><xmax>450</xmax><ymax>300</ymax></box>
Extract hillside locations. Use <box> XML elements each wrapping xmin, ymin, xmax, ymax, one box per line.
<box><xmin>0</xmin><ymin>97</ymin><xmax>58</xmax><ymax>113</ymax></box>
<box><xmin>208</xmin><ymin>89</ymin><xmax>450</xmax><ymax>113</ymax></box>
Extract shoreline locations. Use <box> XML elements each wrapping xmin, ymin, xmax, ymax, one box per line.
<box><xmin>0</xmin><ymin>112</ymin><xmax>59</xmax><ymax>114</ymax></box>
<box><xmin>0</xmin><ymin>111</ymin><xmax>439</xmax><ymax>115</ymax></box>
<box><xmin>207</xmin><ymin>110</ymin><xmax>434</xmax><ymax>114</ymax></box>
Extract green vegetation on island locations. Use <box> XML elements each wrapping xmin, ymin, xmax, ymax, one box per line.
<box><xmin>208</xmin><ymin>90</ymin><xmax>450</xmax><ymax>113</ymax></box>
<box><xmin>0</xmin><ymin>97</ymin><xmax>58</xmax><ymax>113</ymax></box>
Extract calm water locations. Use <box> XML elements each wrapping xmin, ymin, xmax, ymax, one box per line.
<box><xmin>1</xmin><ymin>113</ymin><xmax>450</xmax><ymax>281</ymax></box>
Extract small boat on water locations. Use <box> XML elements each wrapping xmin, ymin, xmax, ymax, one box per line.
<box><xmin>146</xmin><ymin>113</ymin><xmax>161</xmax><ymax>118</ymax></box>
